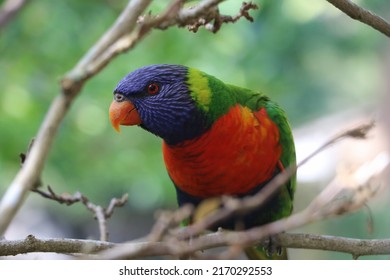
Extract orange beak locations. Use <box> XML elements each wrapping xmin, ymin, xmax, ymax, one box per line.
<box><xmin>109</xmin><ymin>100</ymin><xmax>142</xmax><ymax>132</ymax></box>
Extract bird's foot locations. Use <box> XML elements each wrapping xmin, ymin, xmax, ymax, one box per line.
<box><xmin>264</xmin><ymin>236</ymin><xmax>283</xmax><ymax>257</ymax></box>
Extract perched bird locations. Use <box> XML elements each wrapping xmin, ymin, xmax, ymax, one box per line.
<box><xmin>109</xmin><ymin>64</ymin><xmax>296</xmax><ymax>259</ymax></box>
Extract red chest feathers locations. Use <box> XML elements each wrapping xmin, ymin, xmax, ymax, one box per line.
<box><xmin>162</xmin><ymin>105</ymin><xmax>282</xmax><ymax>198</ymax></box>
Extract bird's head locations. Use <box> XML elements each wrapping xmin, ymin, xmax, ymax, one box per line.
<box><xmin>109</xmin><ymin>64</ymin><xmax>213</xmax><ymax>145</ymax></box>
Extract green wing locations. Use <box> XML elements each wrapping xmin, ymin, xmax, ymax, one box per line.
<box><xmin>264</xmin><ymin>99</ymin><xmax>296</xmax><ymax>199</ymax></box>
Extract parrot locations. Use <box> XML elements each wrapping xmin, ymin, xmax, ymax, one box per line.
<box><xmin>109</xmin><ymin>64</ymin><xmax>296</xmax><ymax>259</ymax></box>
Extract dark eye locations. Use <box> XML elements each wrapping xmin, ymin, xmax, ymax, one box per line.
<box><xmin>147</xmin><ymin>82</ymin><xmax>160</xmax><ymax>95</ymax></box>
<box><xmin>114</xmin><ymin>93</ymin><xmax>125</xmax><ymax>102</ymax></box>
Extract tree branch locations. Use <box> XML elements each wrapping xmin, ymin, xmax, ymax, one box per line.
<box><xmin>326</xmin><ymin>0</ymin><xmax>390</xmax><ymax>38</ymax></box>
<box><xmin>273</xmin><ymin>233</ymin><xmax>390</xmax><ymax>260</ymax></box>
<box><xmin>32</xmin><ymin>186</ymin><xmax>128</xmax><ymax>242</ymax></box>
<box><xmin>2</xmin><ymin>233</ymin><xmax>390</xmax><ymax>259</ymax></box>
<box><xmin>0</xmin><ymin>235</ymin><xmax>115</xmax><ymax>257</ymax></box>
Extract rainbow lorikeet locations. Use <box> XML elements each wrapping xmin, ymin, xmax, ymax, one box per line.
<box><xmin>109</xmin><ymin>64</ymin><xmax>296</xmax><ymax>259</ymax></box>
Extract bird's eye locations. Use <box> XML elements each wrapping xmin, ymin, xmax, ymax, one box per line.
<box><xmin>114</xmin><ymin>93</ymin><xmax>125</xmax><ymax>102</ymax></box>
<box><xmin>147</xmin><ymin>82</ymin><xmax>160</xmax><ymax>95</ymax></box>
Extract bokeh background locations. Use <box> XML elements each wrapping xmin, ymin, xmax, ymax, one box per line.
<box><xmin>1</xmin><ymin>0</ymin><xmax>390</xmax><ymax>259</ymax></box>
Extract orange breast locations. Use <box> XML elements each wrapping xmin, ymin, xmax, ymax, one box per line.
<box><xmin>162</xmin><ymin>104</ymin><xmax>281</xmax><ymax>198</ymax></box>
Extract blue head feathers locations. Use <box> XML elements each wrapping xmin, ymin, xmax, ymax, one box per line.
<box><xmin>113</xmin><ymin>64</ymin><xmax>209</xmax><ymax>145</ymax></box>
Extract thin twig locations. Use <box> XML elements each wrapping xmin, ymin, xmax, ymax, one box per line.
<box><xmin>32</xmin><ymin>186</ymin><xmax>128</xmax><ymax>241</ymax></box>
<box><xmin>200</xmin><ymin>1</ymin><xmax>259</xmax><ymax>33</ymax></box>
<box><xmin>154</xmin><ymin>1</ymin><xmax>259</xmax><ymax>33</ymax></box>
<box><xmin>105</xmin><ymin>194</ymin><xmax>129</xmax><ymax>218</ymax></box>
<box><xmin>83</xmin><ymin>194</ymin><xmax>129</xmax><ymax>241</ymax></box>
<box><xmin>326</xmin><ymin>0</ymin><xmax>390</xmax><ymax>38</ymax></box>
<box><xmin>147</xmin><ymin>205</ymin><xmax>193</xmax><ymax>242</ymax></box>
<box><xmin>32</xmin><ymin>186</ymin><xmax>83</xmax><ymax>205</ymax></box>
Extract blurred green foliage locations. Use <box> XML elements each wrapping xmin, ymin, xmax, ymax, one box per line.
<box><xmin>0</xmin><ymin>0</ymin><xmax>389</xmax><ymax>259</ymax></box>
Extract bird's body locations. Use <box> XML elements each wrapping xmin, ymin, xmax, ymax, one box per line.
<box><xmin>163</xmin><ymin>104</ymin><xmax>280</xmax><ymax>198</ymax></box>
<box><xmin>109</xmin><ymin>64</ymin><xmax>296</xmax><ymax>258</ymax></box>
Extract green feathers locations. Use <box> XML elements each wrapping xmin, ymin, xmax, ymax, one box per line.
<box><xmin>187</xmin><ymin>68</ymin><xmax>235</xmax><ymax>125</ymax></box>
<box><xmin>187</xmin><ymin>67</ymin><xmax>273</xmax><ymax>122</ymax></box>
